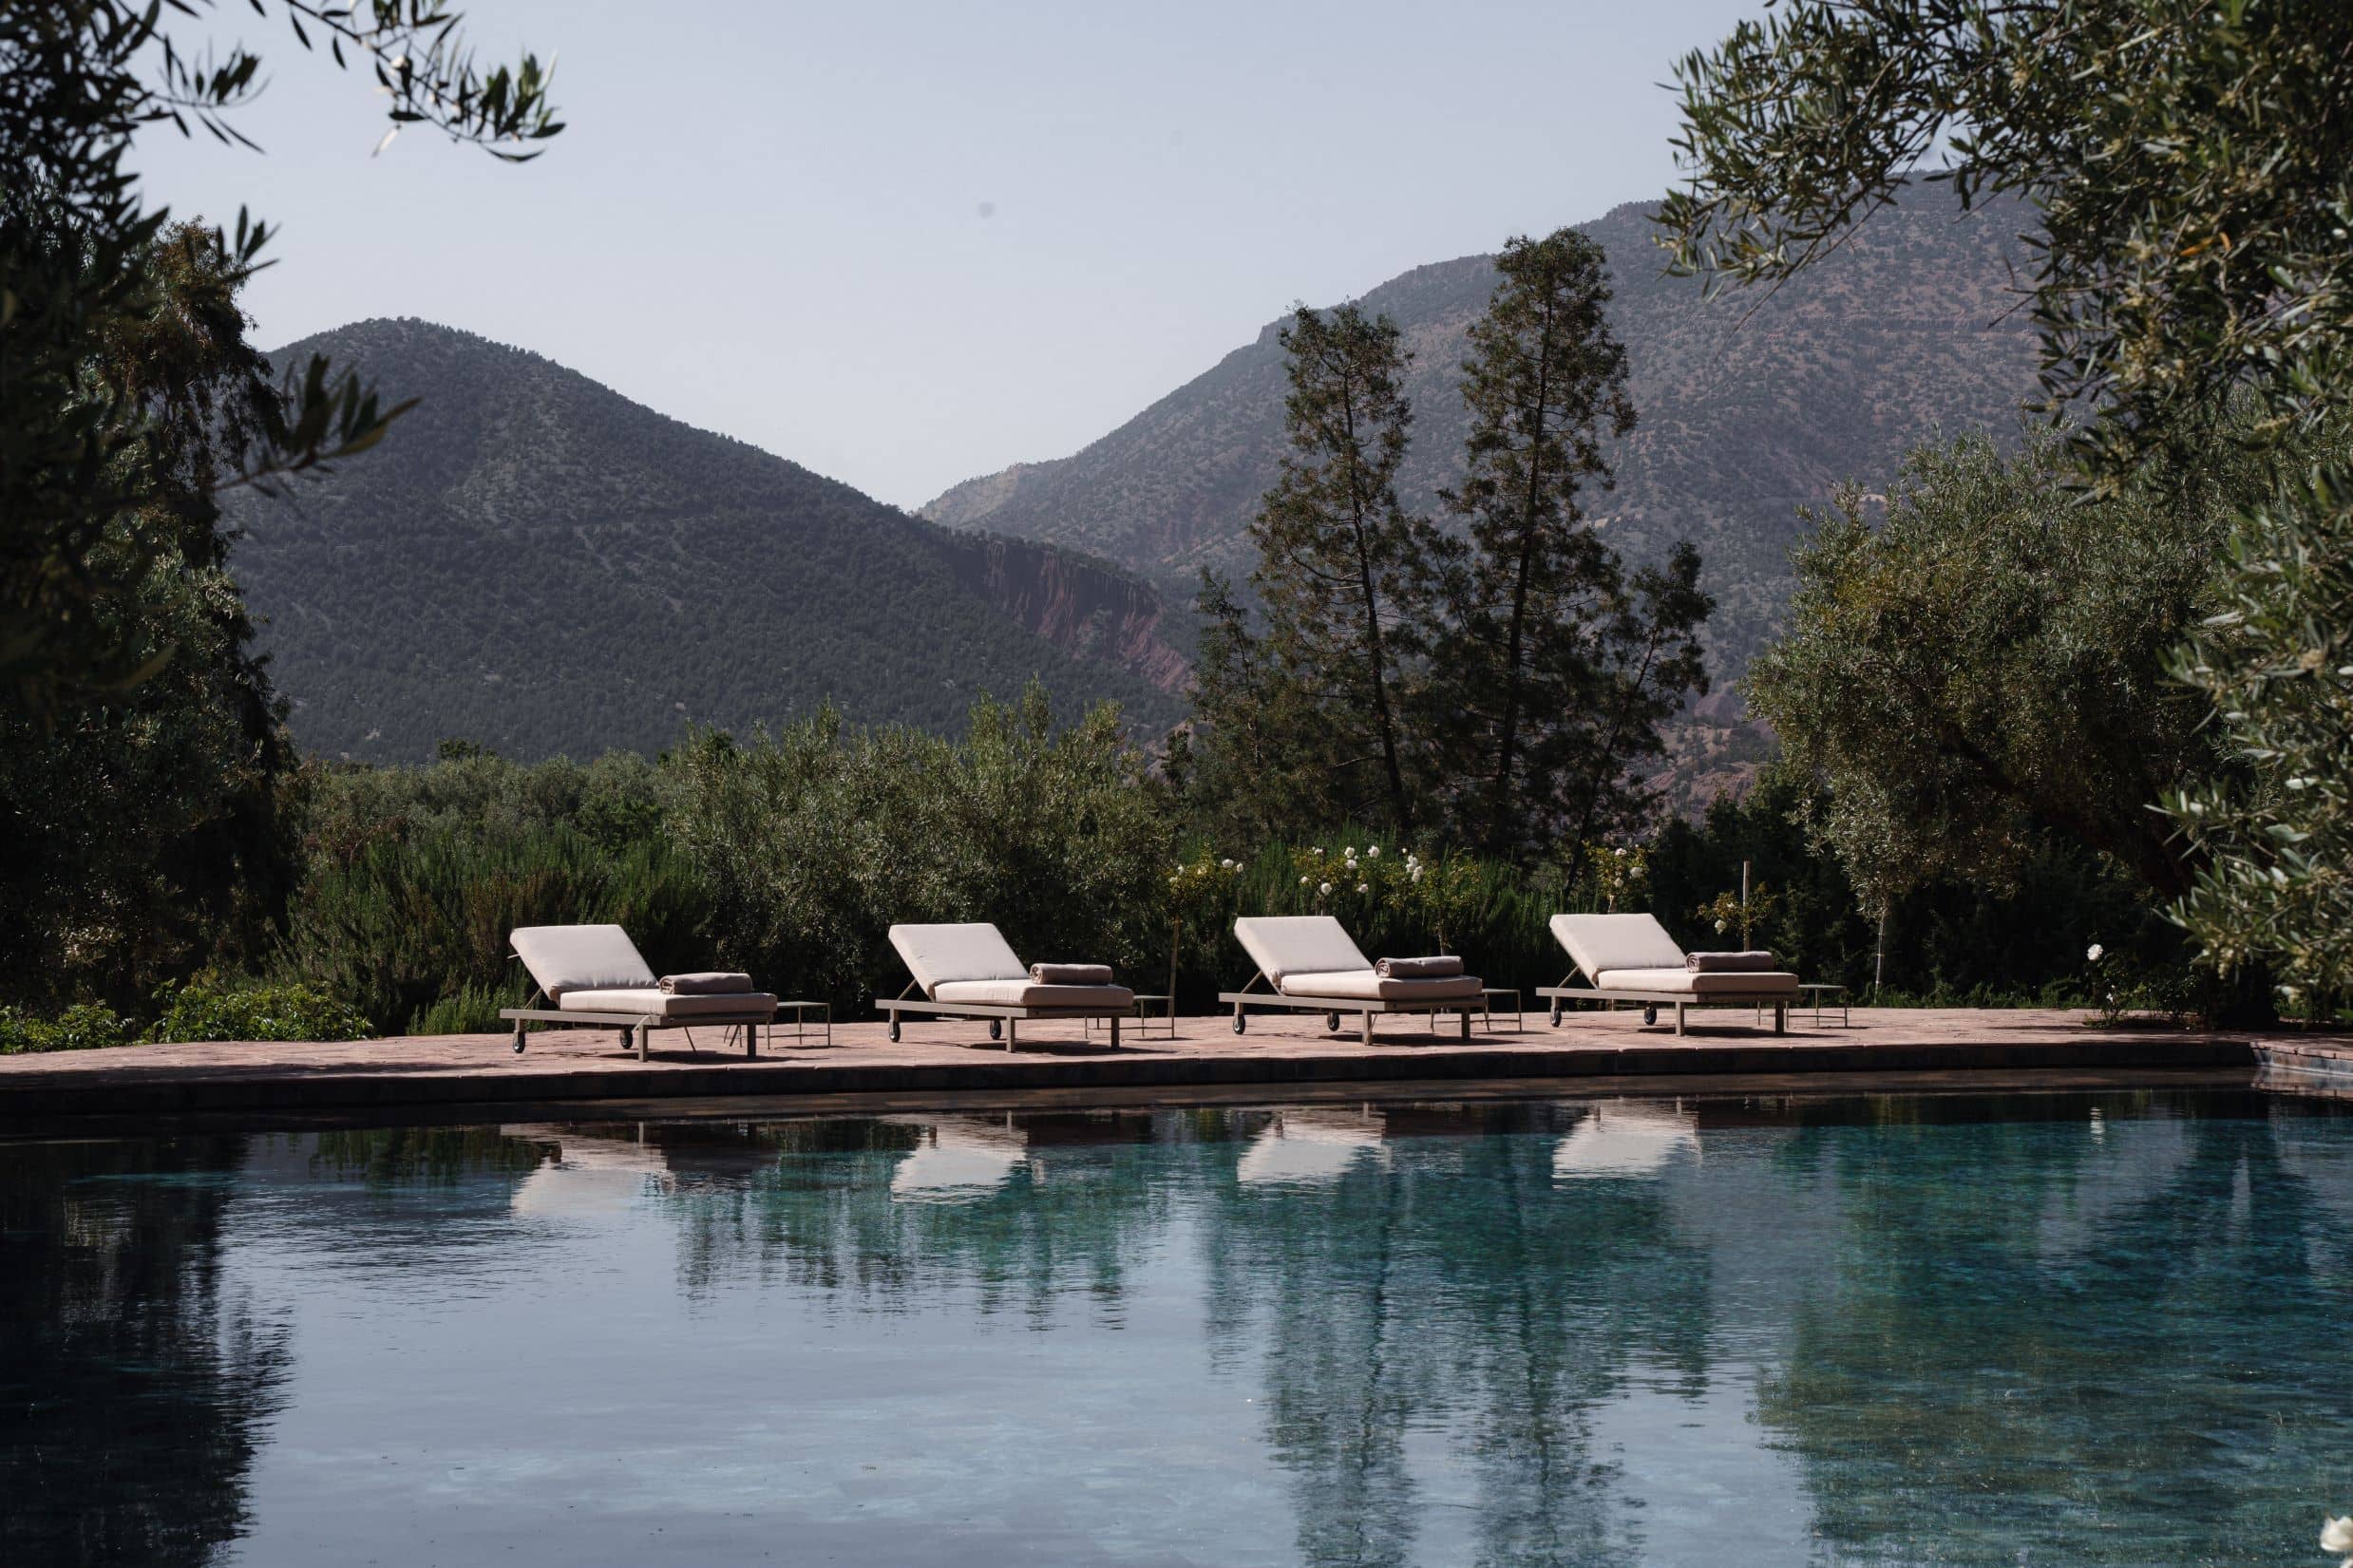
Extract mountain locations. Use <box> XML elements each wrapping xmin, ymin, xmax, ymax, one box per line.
<box><xmin>924</xmin><ymin>194</ymin><xmax>2045</xmax><ymax>690</ymax></box>
<box><xmin>229</xmin><ymin>319</ymin><xmax>1190</xmax><ymax>763</ymax></box>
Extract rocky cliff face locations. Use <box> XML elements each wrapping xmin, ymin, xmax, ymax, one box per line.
<box><xmin>934</xmin><ymin>533</ymin><xmax>1191</xmax><ymax>693</ymax></box>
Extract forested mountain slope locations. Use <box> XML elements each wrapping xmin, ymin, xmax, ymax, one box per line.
<box><xmin>925</xmin><ymin>194</ymin><xmax>2043</xmax><ymax>684</ymax></box>
<box><xmin>230</xmin><ymin>319</ymin><xmax>1187</xmax><ymax>762</ymax></box>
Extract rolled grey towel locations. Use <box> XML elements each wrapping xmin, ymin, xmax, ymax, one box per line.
<box><xmin>1374</xmin><ymin>955</ymin><xmax>1465</xmax><ymax>978</ymax></box>
<box><xmin>658</xmin><ymin>972</ymin><xmax>755</xmax><ymax>994</ymax></box>
<box><xmin>1029</xmin><ymin>962</ymin><xmax>1114</xmax><ymax>985</ymax></box>
<box><xmin>1686</xmin><ymin>951</ymin><xmax>1776</xmax><ymax>973</ymax></box>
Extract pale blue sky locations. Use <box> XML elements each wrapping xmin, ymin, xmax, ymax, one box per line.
<box><xmin>138</xmin><ymin>0</ymin><xmax>1764</xmax><ymax>507</ymax></box>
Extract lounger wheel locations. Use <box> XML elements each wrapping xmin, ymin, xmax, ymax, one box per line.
<box><xmin>1232</xmin><ymin>1012</ymin><xmax>1247</xmax><ymax>1035</ymax></box>
<box><xmin>1548</xmin><ymin>1006</ymin><xmax>1562</xmax><ymax>1028</ymax></box>
<box><xmin>1642</xmin><ymin>1005</ymin><xmax>1659</xmax><ymax>1026</ymax></box>
<box><xmin>988</xmin><ymin>1019</ymin><xmax>1003</xmax><ymax>1041</ymax></box>
<box><xmin>888</xmin><ymin>1016</ymin><xmax>901</xmax><ymax>1043</ymax></box>
<box><xmin>1325</xmin><ymin>1012</ymin><xmax>1340</xmax><ymax>1033</ymax></box>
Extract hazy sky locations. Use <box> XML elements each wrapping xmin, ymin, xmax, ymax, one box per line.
<box><xmin>138</xmin><ymin>0</ymin><xmax>1764</xmax><ymax>508</ymax></box>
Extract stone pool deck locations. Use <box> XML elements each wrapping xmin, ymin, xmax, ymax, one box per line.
<box><xmin>0</xmin><ymin>1005</ymin><xmax>2326</xmax><ymax>1129</ymax></box>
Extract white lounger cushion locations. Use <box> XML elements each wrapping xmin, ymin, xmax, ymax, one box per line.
<box><xmin>1279</xmin><ymin>970</ymin><xmax>1484</xmax><ymax>1001</ymax></box>
<box><xmin>1590</xmin><ymin>968</ymin><xmax>1799</xmax><ymax>997</ymax></box>
<box><xmin>1548</xmin><ymin>914</ymin><xmax>1689</xmax><ymax>984</ymax></box>
<box><xmin>1234</xmin><ymin>916</ymin><xmax>1373</xmax><ymax>985</ymax></box>
<box><xmin>559</xmin><ymin>988</ymin><xmax>780</xmax><ymax>1018</ymax></box>
<box><xmin>891</xmin><ymin>923</ymin><xmax>1027</xmax><ymax>997</ymax></box>
<box><xmin>512</xmin><ymin>924</ymin><xmax>656</xmax><ymax>999</ymax></box>
<box><xmin>932</xmin><ymin>979</ymin><xmax>1135</xmax><ymax>1009</ymax></box>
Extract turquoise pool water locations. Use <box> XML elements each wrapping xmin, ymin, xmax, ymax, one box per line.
<box><xmin>4</xmin><ymin>1088</ymin><xmax>2348</xmax><ymax>1566</ymax></box>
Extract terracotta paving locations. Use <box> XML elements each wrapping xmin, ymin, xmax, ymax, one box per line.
<box><xmin>0</xmin><ymin>1004</ymin><xmax>2307</xmax><ymax>1125</ymax></box>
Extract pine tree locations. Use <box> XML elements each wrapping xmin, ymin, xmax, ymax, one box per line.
<box><xmin>1430</xmin><ymin>229</ymin><xmax>1708</xmax><ymax>860</ymax></box>
<box><xmin>1244</xmin><ymin>303</ymin><xmax>1444</xmax><ymax>830</ymax></box>
<box><xmin>1179</xmin><ymin>571</ymin><xmax>1327</xmax><ymax>840</ymax></box>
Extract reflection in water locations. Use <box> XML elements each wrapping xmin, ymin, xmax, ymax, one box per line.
<box><xmin>885</xmin><ymin>1116</ymin><xmax>1031</xmax><ymax>1200</ymax></box>
<box><xmin>1203</xmin><ymin>1101</ymin><xmax>1716</xmax><ymax>1567</ymax></box>
<box><xmin>1236</xmin><ymin>1107</ymin><xmax>1389</xmax><ymax>1184</ymax></box>
<box><xmin>0</xmin><ymin>1136</ymin><xmax>289</xmax><ymax>1567</ymax></box>
<box><xmin>1759</xmin><ymin>1103</ymin><xmax>2353</xmax><ymax>1565</ymax></box>
<box><xmin>1</xmin><ymin>1091</ymin><xmax>2349</xmax><ymax>1566</ymax></box>
<box><xmin>1553</xmin><ymin>1104</ymin><xmax>1699</xmax><ymax>1179</ymax></box>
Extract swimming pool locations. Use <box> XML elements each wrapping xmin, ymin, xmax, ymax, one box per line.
<box><xmin>4</xmin><ymin>1087</ymin><xmax>2347</xmax><ymax>1566</ymax></box>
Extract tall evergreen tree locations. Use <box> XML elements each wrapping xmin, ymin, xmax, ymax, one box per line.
<box><xmin>1247</xmin><ymin>303</ymin><xmax>1442</xmax><ymax>830</ymax></box>
<box><xmin>1177</xmin><ymin>572</ymin><xmax>1327</xmax><ymax>841</ymax></box>
<box><xmin>1430</xmin><ymin>229</ymin><xmax>1707</xmax><ymax>860</ymax></box>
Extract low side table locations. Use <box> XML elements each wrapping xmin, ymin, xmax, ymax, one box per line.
<box><xmin>1801</xmin><ymin>984</ymin><xmax>1849</xmax><ymax>1026</ymax></box>
<box><xmin>760</xmin><ymin>1001</ymin><xmax>832</xmax><ymax>1049</ymax></box>
<box><xmin>1481</xmin><ymin>988</ymin><xmax>1523</xmax><ymax>1032</ymax></box>
<box><xmin>1087</xmin><ymin>995</ymin><xmax>1177</xmax><ymax>1040</ymax></box>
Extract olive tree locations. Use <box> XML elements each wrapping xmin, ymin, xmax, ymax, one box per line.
<box><xmin>1660</xmin><ymin>0</ymin><xmax>2353</xmax><ymax>999</ymax></box>
<box><xmin>1747</xmin><ymin>429</ymin><xmax>2233</xmax><ymax>910</ymax></box>
<box><xmin>3</xmin><ymin>1</ymin><xmax>560</xmax><ymax>718</ymax></box>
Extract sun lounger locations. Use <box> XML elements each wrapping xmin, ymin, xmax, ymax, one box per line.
<box><xmin>882</xmin><ymin>923</ymin><xmax>1137</xmax><ymax>1050</ymax></box>
<box><xmin>1535</xmin><ymin>913</ymin><xmax>1799</xmax><ymax>1036</ymax></box>
<box><xmin>1220</xmin><ymin>916</ymin><xmax>1484</xmax><ymax>1044</ymax></box>
<box><xmin>498</xmin><ymin>924</ymin><xmax>778</xmax><ymax>1060</ymax></box>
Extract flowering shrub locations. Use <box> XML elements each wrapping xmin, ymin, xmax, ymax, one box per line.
<box><xmin>1167</xmin><ymin>852</ymin><xmax>1245</xmax><ymax>926</ymax></box>
<box><xmin>1580</xmin><ymin>841</ymin><xmax>1650</xmax><ymax>912</ymax></box>
<box><xmin>1694</xmin><ymin>882</ymin><xmax>1778</xmax><ymax>948</ymax></box>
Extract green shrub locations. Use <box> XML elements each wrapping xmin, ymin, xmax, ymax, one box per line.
<box><xmin>0</xmin><ymin>1002</ymin><xmax>135</xmax><ymax>1054</ymax></box>
<box><xmin>407</xmin><ymin>979</ymin><xmax>531</xmax><ymax>1036</ymax></box>
<box><xmin>670</xmin><ymin>690</ymin><xmax>1177</xmax><ymax>1009</ymax></box>
<box><xmin>148</xmin><ymin>978</ymin><xmax>372</xmax><ymax>1043</ymax></box>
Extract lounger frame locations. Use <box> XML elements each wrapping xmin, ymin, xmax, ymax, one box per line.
<box><xmin>1219</xmin><ymin>972</ymin><xmax>1478</xmax><ymax>1046</ymax></box>
<box><xmin>1535</xmin><ymin>979</ymin><xmax>1788</xmax><ymax>1037</ymax></box>
<box><xmin>499</xmin><ymin>984</ymin><xmax>775</xmax><ymax>1061</ymax></box>
<box><xmin>879</xmin><ymin>984</ymin><xmax>1129</xmax><ymax>1051</ymax></box>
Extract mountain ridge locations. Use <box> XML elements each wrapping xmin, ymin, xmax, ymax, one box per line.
<box><xmin>229</xmin><ymin>318</ymin><xmax>1190</xmax><ymax>762</ymax></box>
<box><xmin>922</xmin><ymin>195</ymin><xmax>2044</xmax><ymax>690</ymax></box>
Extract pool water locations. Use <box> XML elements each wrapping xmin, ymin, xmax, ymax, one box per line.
<box><xmin>4</xmin><ymin>1089</ymin><xmax>2349</xmax><ymax>1567</ymax></box>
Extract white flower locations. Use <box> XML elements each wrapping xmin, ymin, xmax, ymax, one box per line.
<box><xmin>2086</xmin><ymin>943</ymin><xmax>2104</xmax><ymax>963</ymax></box>
<box><xmin>1220</xmin><ymin>858</ymin><xmax>1235</xmax><ymax>869</ymax></box>
<box><xmin>1614</xmin><ymin>846</ymin><xmax>1626</xmax><ymax>858</ymax></box>
<box><xmin>1343</xmin><ymin>846</ymin><xmax>1355</xmax><ymax>857</ymax></box>
<box><xmin>1299</xmin><ymin>876</ymin><xmax>1310</xmax><ymax>886</ymax></box>
<box><xmin>1715</xmin><ymin>919</ymin><xmax>1727</xmax><ymax>935</ymax></box>
<box><xmin>1410</xmin><ymin>866</ymin><xmax>1423</xmax><ymax>881</ymax></box>
<box><xmin>2321</xmin><ymin>1517</ymin><xmax>2353</xmax><ymax>1556</ymax></box>
<box><xmin>1356</xmin><ymin>883</ymin><xmax>1369</xmax><ymax>895</ymax></box>
<box><xmin>1366</xmin><ymin>846</ymin><xmax>1379</xmax><ymax>860</ymax></box>
<box><xmin>1319</xmin><ymin>881</ymin><xmax>1333</xmax><ymax>897</ymax></box>
<box><xmin>1313</xmin><ymin>846</ymin><xmax>1324</xmax><ymax>857</ymax></box>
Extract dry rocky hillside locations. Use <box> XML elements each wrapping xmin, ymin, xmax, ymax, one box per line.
<box><xmin>229</xmin><ymin>320</ymin><xmax>1190</xmax><ymax>762</ymax></box>
<box><xmin>234</xmin><ymin>195</ymin><xmax>2043</xmax><ymax>793</ymax></box>
<box><xmin>925</xmin><ymin>194</ymin><xmax>2046</xmax><ymax>802</ymax></box>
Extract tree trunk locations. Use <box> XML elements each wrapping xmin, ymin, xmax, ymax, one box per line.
<box><xmin>1481</xmin><ymin>312</ymin><xmax>1556</xmax><ymax>856</ymax></box>
<box><xmin>1338</xmin><ymin>386</ymin><xmax>1413</xmax><ymax>830</ymax></box>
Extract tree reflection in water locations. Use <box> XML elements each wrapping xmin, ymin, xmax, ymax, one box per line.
<box><xmin>1754</xmin><ymin>1092</ymin><xmax>2353</xmax><ymax>1566</ymax></box>
<box><xmin>6</xmin><ymin>1091</ymin><xmax>2348</xmax><ymax>1567</ymax></box>
<box><xmin>1199</xmin><ymin>1102</ymin><xmax>1714</xmax><ymax>1568</ymax></box>
<box><xmin>0</xmin><ymin>1136</ymin><xmax>289</xmax><ymax>1567</ymax></box>
<box><xmin>636</xmin><ymin>1100</ymin><xmax>1717</xmax><ymax>1567</ymax></box>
